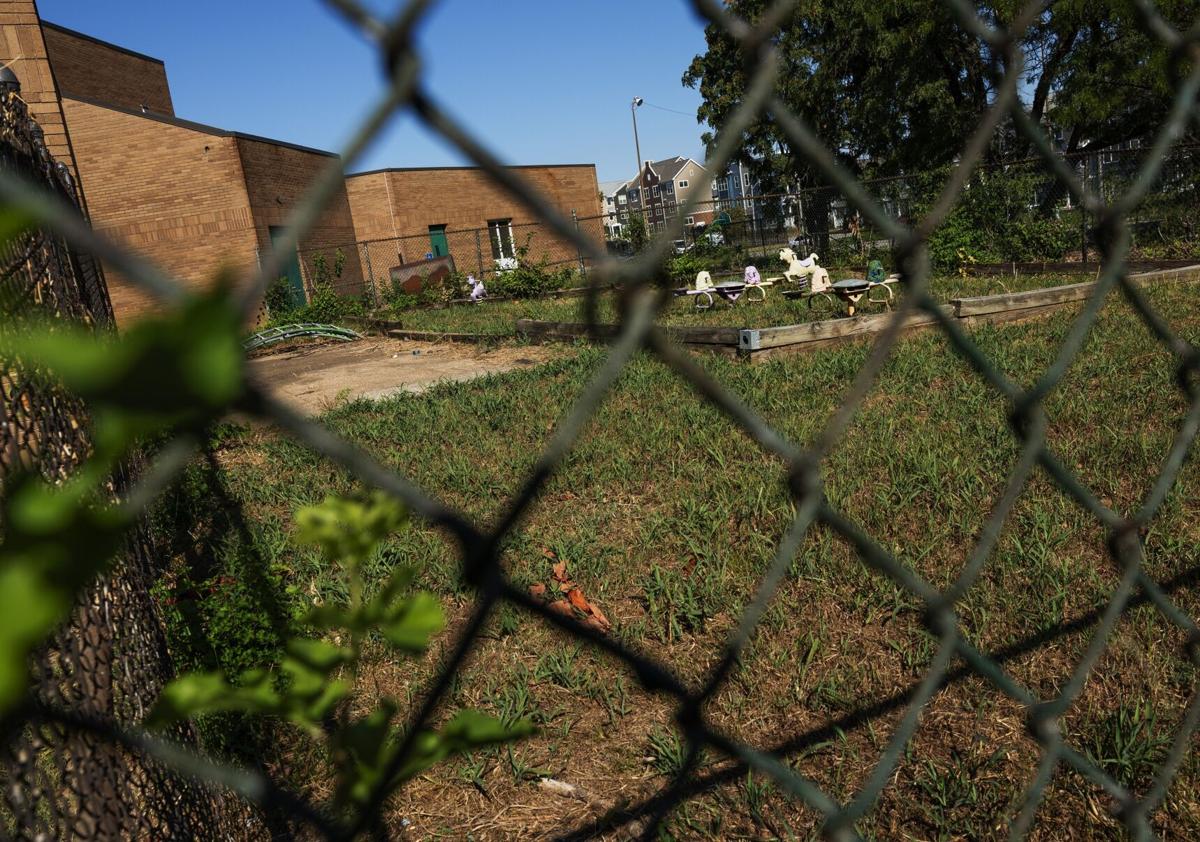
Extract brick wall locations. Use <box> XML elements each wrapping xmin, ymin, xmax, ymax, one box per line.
<box><xmin>62</xmin><ymin>97</ymin><xmax>259</xmax><ymax>325</ymax></box>
<box><xmin>43</xmin><ymin>22</ymin><xmax>173</xmax><ymax>115</ymax></box>
<box><xmin>0</xmin><ymin>0</ymin><xmax>77</xmax><ymax>176</ymax></box>
<box><xmin>234</xmin><ymin>135</ymin><xmax>365</xmax><ymax>297</ymax></box>
<box><xmin>346</xmin><ymin>165</ymin><xmax>603</xmax><ymax>278</ymax></box>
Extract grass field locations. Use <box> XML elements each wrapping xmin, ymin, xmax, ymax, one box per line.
<box><xmin>390</xmin><ymin>272</ymin><xmax>1095</xmax><ymax>336</ymax></box>
<box><xmin>178</xmin><ymin>276</ymin><xmax>1200</xmax><ymax>839</ymax></box>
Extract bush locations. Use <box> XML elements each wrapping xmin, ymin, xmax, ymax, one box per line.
<box><xmin>667</xmin><ymin>239</ymin><xmax>750</xmax><ymax>283</ymax></box>
<box><xmin>264</xmin><ymin>276</ymin><xmax>296</xmax><ymax>319</ymax></box>
<box><xmin>626</xmin><ymin>213</ymin><xmax>648</xmax><ymax>253</ymax></box>
<box><xmin>919</xmin><ymin>169</ymin><xmax>1077</xmax><ymax>270</ymax></box>
<box><xmin>270</xmin><ymin>249</ymin><xmax>368</xmax><ymax>326</ymax></box>
<box><xmin>382</xmin><ymin>269</ymin><xmax>475</xmax><ymax>312</ymax></box>
<box><xmin>151</xmin><ymin>450</ymin><xmax>292</xmax><ymax>686</ymax></box>
<box><xmin>488</xmin><ymin>237</ymin><xmax>576</xmax><ymax>298</ymax></box>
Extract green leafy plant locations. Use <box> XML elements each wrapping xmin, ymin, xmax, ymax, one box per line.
<box><xmin>264</xmin><ymin>275</ymin><xmax>297</xmax><ymax>318</ymax></box>
<box><xmin>382</xmin><ymin>270</ymin><xmax>474</xmax><ymax>313</ymax></box>
<box><xmin>0</xmin><ymin>287</ymin><xmax>245</xmax><ymax>711</ymax></box>
<box><xmin>1081</xmin><ymin>701</ymin><xmax>1171</xmax><ymax>792</ymax></box>
<box><xmin>626</xmin><ymin>212</ymin><xmax>649</xmax><ymax>253</ymax></box>
<box><xmin>148</xmin><ymin>491</ymin><xmax>532</xmax><ymax>809</ymax></box>
<box><xmin>488</xmin><ymin>236</ymin><xmax>575</xmax><ymax>299</ymax></box>
<box><xmin>642</xmin><ymin>564</ymin><xmax>708</xmax><ymax>643</ymax></box>
<box><xmin>273</xmin><ymin>249</ymin><xmax>366</xmax><ymax>326</ymax></box>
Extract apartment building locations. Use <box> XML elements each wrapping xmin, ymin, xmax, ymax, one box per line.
<box><xmin>615</xmin><ymin>156</ymin><xmax>713</xmax><ymax>232</ymax></box>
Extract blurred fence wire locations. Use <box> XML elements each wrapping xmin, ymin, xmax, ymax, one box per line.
<box><xmin>3</xmin><ymin>0</ymin><xmax>1200</xmax><ymax>839</ymax></box>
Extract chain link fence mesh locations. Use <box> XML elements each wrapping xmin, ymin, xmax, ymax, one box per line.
<box><xmin>1</xmin><ymin>0</ymin><xmax>1200</xmax><ymax>839</ymax></box>
<box><xmin>0</xmin><ymin>88</ymin><xmax>263</xmax><ymax>839</ymax></box>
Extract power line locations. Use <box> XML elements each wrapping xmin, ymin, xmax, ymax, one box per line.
<box><xmin>644</xmin><ymin>101</ymin><xmax>698</xmax><ymax>119</ymax></box>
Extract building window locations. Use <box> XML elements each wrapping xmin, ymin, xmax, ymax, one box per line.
<box><xmin>652</xmin><ymin>185</ymin><xmax>660</xmax><ymax>197</ymax></box>
<box><xmin>618</xmin><ymin>194</ymin><xmax>627</xmax><ymax>205</ymax></box>
<box><xmin>488</xmin><ymin>219</ymin><xmax>515</xmax><ymax>260</ymax></box>
<box><xmin>685</xmin><ymin>216</ymin><xmax>695</xmax><ymax>226</ymax></box>
<box><xmin>742</xmin><ymin>172</ymin><xmax>751</xmax><ymax>187</ymax></box>
<box><xmin>678</xmin><ymin>179</ymin><xmax>689</xmax><ymax>189</ymax></box>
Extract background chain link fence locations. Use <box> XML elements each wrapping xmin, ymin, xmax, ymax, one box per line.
<box><xmin>2</xmin><ymin>0</ymin><xmax>1200</xmax><ymax>839</ymax></box>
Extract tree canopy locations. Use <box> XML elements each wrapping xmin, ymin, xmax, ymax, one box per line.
<box><xmin>683</xmin><ymin>0</ymin><xmax>1196</xmax><ymax>185</ymax></box>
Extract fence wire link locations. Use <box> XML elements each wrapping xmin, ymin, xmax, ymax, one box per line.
<box><xmin>2</xmin><ymin>0</ymin><xmax>1200</xmax><ymax>839</ymax></box>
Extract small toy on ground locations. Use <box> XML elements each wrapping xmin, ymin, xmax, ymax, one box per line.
<box><xmin>467</xmin><ymin>275</ymin><xmax>486</xmax><ymax>302</ymax></box>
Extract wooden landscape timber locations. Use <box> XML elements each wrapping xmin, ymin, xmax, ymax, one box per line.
<box><xmin>384</xmin><ymin>329</ymin><xmax>498</xmax><ymax>344</ymax></box>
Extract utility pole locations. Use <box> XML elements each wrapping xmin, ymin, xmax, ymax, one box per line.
<box><xmin>632</xmin><ymin>97</ymin><xmax>646</xmax><ymax>233</ymax></box>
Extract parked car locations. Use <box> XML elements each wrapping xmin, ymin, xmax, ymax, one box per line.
<box><xmin>672</xmin><ymin>239</ymin><xmax>690</xmax><ymax>254</ymax></box>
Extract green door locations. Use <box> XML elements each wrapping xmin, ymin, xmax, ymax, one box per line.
<box><xmin>269</xmin><ymin>226</ymin><xmax>305</xmax><ymax>306</ymax></box>
<box><xmin>428</xmin><ymin>224</ymin><xmax>448</xmax><ymax>258</ymax></box>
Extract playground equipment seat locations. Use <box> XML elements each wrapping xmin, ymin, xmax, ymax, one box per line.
<box><xmin>865</xmin><ymin>259</ymin><xmax>901</xmax><ymax>307</ymax></box>
<box><xmin>777</xmin><ymin>247</ymin><xmax>832</xmax><ymax>294</ymax></box>
<box><xmin>467</xmin><ymin>275</ymin><xmax>487</xmax><ymax>302</ymax></box>
<box><xmin>742</xmin><ymin>265</ymin><xmax>772</xmax><ymax>302</ymax></box>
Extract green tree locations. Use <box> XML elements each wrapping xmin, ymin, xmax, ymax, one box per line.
<box><xmin>626</xmin><ymin>212</ymin><xmax>649</xmax><ymax>253</ymax></box>
<box><xmin>683</xmin><ymin>0</ymin><xmax>1194</xmax><ymax>186</ymax></box>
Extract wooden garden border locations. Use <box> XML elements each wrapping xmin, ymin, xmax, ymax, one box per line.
<box><xmin>515</xmin><ymin>265</ymin><xmax>1200</xmax><ymax>360</ymax></box>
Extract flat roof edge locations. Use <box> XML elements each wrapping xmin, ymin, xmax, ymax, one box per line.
<box><xmin>42</xmin><ymin>21</ymin><xmax>166</xmax><ymax>66</ymax></box>
<box><xmin>62</xmin><ymin>94</ymin><xmax>340</xmax><ymax>157</ymax></box>
<box><xmin>347</xmin><ymin>163</ymin><xmax>597</xmax><ymax>177</ymax></box>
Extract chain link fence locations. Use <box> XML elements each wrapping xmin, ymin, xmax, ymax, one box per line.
<box><xmin>296</xmin><ymin>214</ymin><xmax>605</xmax><ymax>306</ymax></box>
<box><xmin>2</xmin><ymin>0</ymin><xmax>1200</xmax><ymax>839</ymax></box>
<box><xmin>0</xmin><ymin>87</ymin><xmax>262</xmax><ymax>837</ymax></box>
<box><xmin>603</xmin><ymin>144</ymin><xmax>1200</xmax><ymax>272</ymax></box>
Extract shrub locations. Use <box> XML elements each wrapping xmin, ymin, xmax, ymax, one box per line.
<box><xmin>488</xmin><ymin>237</ymin><xmax>575</xmax><ymax>298</ymax></box>
<box><xmin>626</xmin><ymin>213</ymin><xmax>648</xmax><ymax>253</ymax></box>
<box><xmin>272</xmin><ymin>249</ymin><xmax>367</xmax><ymax>326</ymax></box>
<box><xmin>264</xmin><ymin>276</ymin><xmax>296</xmax><ymax>319</ymax></box>
<box><xmin>919</xmin><ymin>169</ymin><xmax>1077</xmax><ymax>270</ymax></box>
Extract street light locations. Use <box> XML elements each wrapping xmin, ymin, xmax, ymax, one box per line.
<box><xmin>631</xmin><ymin>97</ymin><xmax>645</xmax><ymax>230</ymax></box>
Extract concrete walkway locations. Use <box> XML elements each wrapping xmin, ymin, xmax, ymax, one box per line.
<box><xmin>247</xmin><ymin>336</ymin><xmax>559</xmax><ymax>414</ymax></box>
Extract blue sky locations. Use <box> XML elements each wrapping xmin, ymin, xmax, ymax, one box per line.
<box><xmin>37</xmin><ymin>0</ymin><xmax>712</xmax><ymax>183</ymax></box>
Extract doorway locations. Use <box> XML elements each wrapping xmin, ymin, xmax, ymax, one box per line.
<box><xmin>269</xmin><ymin>226</ymin><xmax>305</xmax><ymax>307</ymax></box>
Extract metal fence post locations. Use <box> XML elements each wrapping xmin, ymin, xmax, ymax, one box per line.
<box><xmin>362</xmin><ymin>242</ymin><xmax>378</xmax><ymax>305</ymax></box>
<box><xmin>1081</xmin><ymin>204</ymin><xmax>1088</xmax><ymax>264</ymax></box>
<box><xmin>572</xmin><ymin>209</ymin><xmax>586</xmax><ymax>276</ymax></box>
<box><xmin>475</xmin><ymin>228</ymin><xmax>483</xmax><ymax>277</ymax></box>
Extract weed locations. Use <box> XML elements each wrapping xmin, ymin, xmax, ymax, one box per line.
<box><xmin>1081</xmin><ymin>701</ymin><xmax>1172</xmax><ymax>792</ymax></box>
<box><xmin>643</xmin><ymin>564</ymin><xmax>707</xmax><ymax>643</ymax></box>
<box><xmin>647</xmin><ymin>727</ymin><xmax>689</xmax><ymax>778</ymax></box>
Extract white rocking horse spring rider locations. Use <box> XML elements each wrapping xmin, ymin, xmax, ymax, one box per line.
<box><xmin>777</xmin><ymin>247</ymin><xmax>831</xmax><ymax>294</ymax></box>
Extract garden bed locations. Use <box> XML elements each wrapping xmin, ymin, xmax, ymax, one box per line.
<box><xmin>186</xmin><ymin>277</ymin><xmax>1200</xmax><ymax>839</ymax></box>
<box><xmin>381</xmin><ymin>272</ymin><xmax>1091</xmax><ymax>338</ymax></box>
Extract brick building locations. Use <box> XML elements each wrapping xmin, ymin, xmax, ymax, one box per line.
<box><xmin>344</xmin><ymin>165</ymin><xmax>603</xmax><ymax>285</ymax></box>
<box><xmin>1</xmin><ymin>11</ymin><xmax>364</xmax><ymax>326</ymax></box>
<box><xmin>0</xmin><ymin>3</ymin><xmax>78</xmax><ymax>175</ymax></box>
<box><xmin>1</xmin><ymin>2</ymin><xmax>602</xmax><ymax>324</ymax></box>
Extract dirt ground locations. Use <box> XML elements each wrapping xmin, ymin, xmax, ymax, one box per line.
<box><xmin>247</xmin><ymin>337</ymin><xmax>561</xmax><ymax>414</ymax></box>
